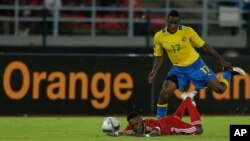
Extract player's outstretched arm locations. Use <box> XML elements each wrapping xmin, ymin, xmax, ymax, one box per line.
<box><xmin>147</xmin><ymin>128</ymin><xmax>161</xmax><ymax>137</ymax></box>
<box><xmin>108</xmin><ymin>129</ymin><xmax>161</xmax><ymax>137</ymax></box>
<box><xmin>202</xmin><ymin>43</ymin><xmax>232</xmax><ymax>70</ymax></box>
<box><xmin>107</xmin><ymin>130</ymin><xmax>135</xmax><ymax>137</ymax></box>
<box><xmin>136</xmin><ymin>131</ymin><xmax>161</xmax><ymax>137</ymax></box>
<box><xmin>134</xmin><ymin>128</ymin><xmax>161</xmax><ymax>137</ymax></box>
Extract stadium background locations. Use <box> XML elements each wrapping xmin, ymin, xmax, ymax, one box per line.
<box><xmin>1</xmin><ymin>0</ymin><xmax>249</xmax><ymax>116</ymax></box>
<box><xmin>0</xmin><ymin>0</ymin><xmax>250</xmax><ymax>141</ymax></box>
<box><xmin>0</xmin><ymin>0</ymin><xmax>249</xmax><ymax>141</ymax></box>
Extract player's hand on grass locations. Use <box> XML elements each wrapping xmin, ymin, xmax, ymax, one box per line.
<box><xmin>107</xmin><ymin>132</ymin><xmax>119</xmax><ymax>137</ymax></box>
<box><xmin>134</xmin><ymin>133</ymin><xmax>150</xmax><ymax>137</ymax></box>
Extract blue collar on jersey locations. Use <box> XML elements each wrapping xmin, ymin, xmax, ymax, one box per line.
<box><xmin>162</xmin><ymin>25</ymin><xmax>182</xmax><ymax>33</ymax></box>
<box><xmin>178</xmin><ymin>25</ymin><xmax>182</xmax><ymax>30</ymax></box>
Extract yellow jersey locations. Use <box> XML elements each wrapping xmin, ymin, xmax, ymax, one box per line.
<box><xmin>153</xmin><ymin>25</ymin><xmax>205</xmax><ymax>66</ymax></box>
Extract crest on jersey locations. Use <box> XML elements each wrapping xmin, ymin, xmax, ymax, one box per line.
<box><xmin>182</xmin><ymin>37</ymin><xmax>187</xmax><ymax>42</ymax></box>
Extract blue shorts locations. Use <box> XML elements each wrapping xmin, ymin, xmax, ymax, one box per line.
<box><xmin>166</xmin><ymin>58</ymin><xmax>216</xmax><ymax>90</ymax></box>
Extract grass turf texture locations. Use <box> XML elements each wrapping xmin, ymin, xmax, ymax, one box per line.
<box><xmin>0</xmin><ymin>116</ymin><xmax>249</xmax><ymax>141</ymax></box>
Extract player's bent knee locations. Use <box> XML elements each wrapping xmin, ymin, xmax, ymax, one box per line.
<box><xmin>159</xmin><ymin>89</ymin><xmax>173</xmax><ymax>100</ymax></box>
<box><xmin>159</xmin><ymin>93</ymin><xmax>170</xmax><ymax>102</ymax></box>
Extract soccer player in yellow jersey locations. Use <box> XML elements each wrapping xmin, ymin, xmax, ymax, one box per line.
<box><xmin>148</xmin><ymin>10</ymin><xmax>245</xmax><ymax>118</ymax></box>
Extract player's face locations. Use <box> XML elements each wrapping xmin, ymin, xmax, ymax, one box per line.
<box><xmin>166</xmin><ymin>16</ymin><xmax>180</xmax><ymax>34</ymax></box>
<box><xmin>129</xmin><ymin>117</ymin><xmax>144</xmax><ymax>135</ymax></box>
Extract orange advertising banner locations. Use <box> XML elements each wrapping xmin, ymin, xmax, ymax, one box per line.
<box><xmin>0</xmin><ymin>52</ymin><xmax>249</xmax><ymax>115</ymax></box>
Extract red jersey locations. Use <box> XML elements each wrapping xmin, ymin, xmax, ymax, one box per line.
<box><xmin>123</xmin><ymin>98</ymin><xmax>202</xmax><ymax>135</ymax></box>
<box><xmin>124</xmin><ymin>116</ymin><xmax>197</xmax><ymax>135</ymax></box>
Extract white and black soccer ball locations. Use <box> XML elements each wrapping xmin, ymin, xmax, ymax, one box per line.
<box><xmin>101</xmin><ymin>117</ymin><xmax>120</xmax><ymax>134</ymax></box>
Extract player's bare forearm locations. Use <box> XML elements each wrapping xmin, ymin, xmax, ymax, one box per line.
<box><xmin>202</xmin><ymin>43</ymin><xmax>232</xmax><ymax>69</ymax></box>
<box><xmin>107</xmin><ymin>131</ymin><xmax>134</xmax><ymax>137</ymax></box>
<box><xmin>114</xmin><ymin>128</ymin><xmax>160</xmax><ymax>137</ymax></box>
<box><xmin>117</xmin><ymin>131</ymin><xmax>135</xmax><ymax>136</ymax></box>
<box><xmin>118</xmin><ymin>131</ymin><xmax>128</xmax><ymax>136</ymax></box>
<box><xmin>151</xmin><ymin>56</ymin><xmax>163</xmax><ymax>73</ymax></box>
<box><xmin>148</xmin><ymin>129</ymin><xmax>161</xmax><ymax>136</ymax></box>
<box><xmin>134</xmin><ymin>129</ymin><xmax>161</xmax><ymax>137</ymax></box>
<box><xmin>148</xmin><ymin>56</ymin><xmax>163</xmax><ymax>84</ymax></box>
<box><xmin>202</xmin><ymin>43</ymin><xmax>224</xmax><ymax>61</ymax></box>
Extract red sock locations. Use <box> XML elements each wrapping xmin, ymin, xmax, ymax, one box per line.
<box><xmin>173</xmin><ymin>97</ymin><xmax>201</xmax><ymax>125</ymax></box>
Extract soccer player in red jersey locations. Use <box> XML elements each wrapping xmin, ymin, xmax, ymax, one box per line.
<box><xmin>108</xmin><ymin>94</ymin><xmax>203</xmax><ymax>137</ymax></box>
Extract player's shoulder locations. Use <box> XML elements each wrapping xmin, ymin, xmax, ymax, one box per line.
<box><xmin>154</xmin><ymin>28</ymin><xmax>166</xmax><ymax>38</ymax></box>
<box><xmin>155</xmin><ymin>28</ymin><xmax>166</xmax><ymax>34</ymax></box>
<box><xmin>181</xmin><ymin>25</ymin><xmax>195</xmax><ymax>32</ymax></box>
<box><xmin>144</xmin><ymin>118</ymin><xmax>158</xmax><ymax>123</ymax></box>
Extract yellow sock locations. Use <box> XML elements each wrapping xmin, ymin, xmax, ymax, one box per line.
<box><xmin>220</xmin><ymin>77</ymin><xmax>229</xmax><ymax>87</ymax></box>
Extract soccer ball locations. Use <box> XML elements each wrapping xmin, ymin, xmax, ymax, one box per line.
<box><xmin>101</xmin><ymin>117</ymin><xmax>120</xmax><ymax>134</ymax></box>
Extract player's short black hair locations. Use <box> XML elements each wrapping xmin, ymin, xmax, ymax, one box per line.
<box><xmin>127</xmin><ymin>112</ymin><xmax>139</xmax><ymax>121</ymax></box>
<box><xmin>167</xmin><ymin>10</ymin><xmax>180</xmax><ymax>18</ymax></box>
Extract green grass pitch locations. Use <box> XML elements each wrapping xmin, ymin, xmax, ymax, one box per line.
<box><xmin>0</xmin><ymin>116</ymin><xmax>249</xmax><ymax>141</ymax></box>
